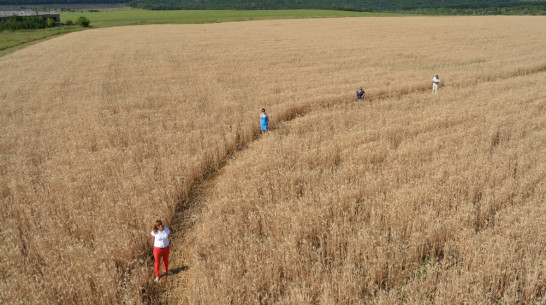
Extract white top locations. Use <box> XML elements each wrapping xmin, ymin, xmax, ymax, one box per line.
<box><xmin>433</xmin><ymin>76</ymin><xmax>440</xmax><ymax>83</ymax></box>
<box><xmin>151</xmin><ymin>227</ymin><xmax>171</xmax><ymax>248</ymax></box>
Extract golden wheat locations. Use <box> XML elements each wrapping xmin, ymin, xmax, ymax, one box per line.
<box><xmin>0</xmin><ymin>16</ymin><xmax>545</xmax><ymax>304</ymax></box>
<box><xmin>185</xmin><ymin>72</ymin><xmax>546</xmax><ymax>304</ymax></box>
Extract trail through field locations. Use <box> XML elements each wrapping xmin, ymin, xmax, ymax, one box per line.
<box><xmin>157</xmin><ymin>67</ymin><xmax>546</xmax><ymax>304</ymax></box>
<box><xmin>158</xmin><ymin>171</ymin><xmax>216</xmax><ymax>305</ymax></box>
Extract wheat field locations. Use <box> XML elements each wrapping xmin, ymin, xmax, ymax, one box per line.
<box><xmin>0</xmin><ymin>17</ymin><xmax>545</xmax><ymax>304</ymax></box>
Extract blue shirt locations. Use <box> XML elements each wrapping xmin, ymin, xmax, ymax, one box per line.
<box><xmin>356</xmin><ymin>89</ymin><xmax>365</xmax><ymax>99</ymax></box>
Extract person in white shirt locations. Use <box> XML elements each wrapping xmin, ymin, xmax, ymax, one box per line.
<box><xmin>151</xmin><ymin>220</ymin><xmax>172</xmax><ymax>282</ymax></box>
<box><xmin>432</xmin><ymin>75</ymin><xmax>440</xmax><ymax>93</ymax></box>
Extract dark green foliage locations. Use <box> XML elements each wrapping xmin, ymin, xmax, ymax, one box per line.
<box><xmin>76</xmin><ymin>15</ymin><xmax>90</xmax><ymax>27</ymax></box>
<box><xmin>123</xmin><ymin>0</ymin><xmax>546</xmax><ymax>14</ymax></box>
<box><xmin>64</xmin><ymin>19</ymin><xmax>73</xmax><ymax>25</ymax></box>
<box><xmin>0</xmin><ymin>14</ymin><xmax>46</xmax><ymax>30</ymax></box>
<box><xmin>0</xmin><ymin>0</ymin><xmax>544</xmax><ymax>15</ymax></box>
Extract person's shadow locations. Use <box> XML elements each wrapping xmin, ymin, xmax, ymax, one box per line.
<box><xmin>159</xmin><ymin>265</ymin><xmax>188</xmax><ymax>278</ymax></box>
<box><xmin>169</xmin><ymin>266</ymin><xmax>188</xmax><ymax>275</ymax></box>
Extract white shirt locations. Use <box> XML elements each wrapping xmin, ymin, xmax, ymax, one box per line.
<box><xmin>433</xmin><ymin>76</ymin><xmax>440</xmax><ymax>84</ymax></box>
<box><xmin>151</xmin><ymin>227</ymin><xmax>171</xmax><ymax>248</ymax></box>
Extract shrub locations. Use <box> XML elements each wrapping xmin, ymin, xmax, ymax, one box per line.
<box><xmin>0</xmin><ymin>15</ymin><xmax>46</xmax><ymax>30</ymax></box>
<box><xmin>46</xmin><ymin>18</ymin><xmax>55</xmax><ymax>27</ymax></box>
<box><xmin>76</xmin><ymin>16</ymin><xmax>90</xmax><ymax>27</ymax></box>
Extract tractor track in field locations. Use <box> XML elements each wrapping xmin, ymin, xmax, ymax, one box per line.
<box><xmin>153</xmin><ymin>66</ymin><xmax>546</xmax><ymax>305</ymax></box>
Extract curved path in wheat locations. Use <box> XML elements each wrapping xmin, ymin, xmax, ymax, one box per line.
<box><xmin>161</xmin><ymin>70</ymin><xmax>546</xmax><ymax>304</ymax></box>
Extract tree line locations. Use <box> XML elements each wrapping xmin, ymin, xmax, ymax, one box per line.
<box><xmin>124</xmin><ymin>0</ymin><xmax>546</xmax><ymax>14</ymax></box>
<box><xmin>0</xmin><ymin>14</ymin><xmax>90</xmax><ymax>29</ymax></box>
<box><xmin>0</xmin><ymin>0</ymin><xmax>544</xmax><ymax>14</ymax></box>
<box><xmin>0</xmin><ymin>14</ymin><xmax>49</xmax><ymax>30</ymax></box>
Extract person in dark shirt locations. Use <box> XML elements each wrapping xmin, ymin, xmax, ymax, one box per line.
<box><xmin>355</xmin><ymin>87</ymin><xmax>366</xmax><ymax>101</ymax></box>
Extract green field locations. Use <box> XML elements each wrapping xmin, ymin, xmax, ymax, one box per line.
<box><xmin>60</xmin><ymin>8</ymin><xmax>401</xmax><ymax>26</ymax></box>
<box><xmin>0</xmin><ymin>26</ymin><xmax>82</xmax><ymax>55</ymax></box>
<box><xmin>0</xmin><ymin>8</ymin><xmax>400</xmax><ymax>55</ymax></box>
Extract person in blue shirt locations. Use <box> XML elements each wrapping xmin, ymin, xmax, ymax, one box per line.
<box><xmin>355</xmin><ymin>87</ymin><xmax>366</xmax><ymax>101</ymax></box>
<box><xmin>260</xmin><ymin>108</ymin><xmax>268</xmax><ymax>136</ymax></box>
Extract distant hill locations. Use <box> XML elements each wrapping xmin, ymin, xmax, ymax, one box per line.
<box><xmin>127</xmin><ymin>0</ymin><xmax>546</xmax><ymax>11</ymax></box>
<box><xmin>1</xmin><ymin>0</ymin><xmax>545</xmax><ymax>14</ymax></box>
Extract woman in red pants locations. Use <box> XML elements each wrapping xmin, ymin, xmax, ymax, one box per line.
<box><xmin>151</xmin><ymin>220</ymin><xmax>172</xmax><ymax>282</ymax></box>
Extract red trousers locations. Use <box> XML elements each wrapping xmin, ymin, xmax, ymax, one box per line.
<box><xmin>153</xmin><ymin>245</ymin><xmax>170</xmax><ymax>276</ymax></box>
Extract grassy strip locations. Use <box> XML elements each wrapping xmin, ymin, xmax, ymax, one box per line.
<box><xmin>0</xmin><ymin>8</ymin><xmax>401</xmax><ymax>56</ymax></box>
<box><xmin>0</xmin><ymin>26</ymin><xmax>83</xmax><ymax>56</ymax></box>
<box><xmin>59</xmin><ymin>8</ymin><xmax>403</xmax><ymax>27</ymax></box>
